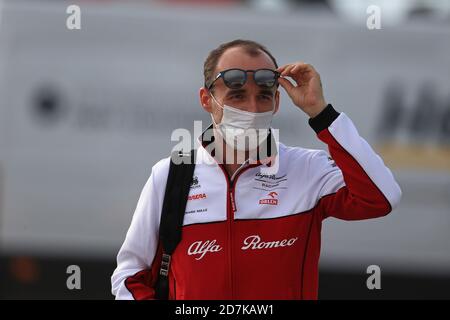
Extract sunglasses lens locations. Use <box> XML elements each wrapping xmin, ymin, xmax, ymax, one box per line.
<box><xmin>254</xmin><ymin>70</ymin><xmax>278</xmax><ymax>88</ymax></box>
<box><xmin>223</xmin><ymin>69</ymin><xmax>246</xmax><ymax>89</ymax></box>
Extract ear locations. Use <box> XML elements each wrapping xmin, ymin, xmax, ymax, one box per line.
<box><xmin>199</xmin><ymin>87</ymin><xmax>213</xmax><ymax>113</ymax></box>
<box><xmin>273</xmin><ymin>89</ymin><xmax>280</xmax><ymax>115</ymax></box>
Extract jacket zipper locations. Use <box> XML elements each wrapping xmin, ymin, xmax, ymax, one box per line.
<box><xmin>218</xmin><ymin>163</ymin><xmax>260</xmax><ymax>299</ymax></box>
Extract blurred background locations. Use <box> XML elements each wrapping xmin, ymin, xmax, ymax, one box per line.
<box><xmin>0</xmin><ymin>0</ymin><xmax>449</xmax><ymax>299</ymax></box>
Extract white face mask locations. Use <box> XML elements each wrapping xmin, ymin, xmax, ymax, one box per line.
<box><xmin>210</xmin><ymin>93</ymin><xmax>275</xmax><ymax>151</ymax></box>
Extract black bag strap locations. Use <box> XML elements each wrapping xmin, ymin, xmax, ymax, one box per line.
<box><xmin>154</xmin><ymin>149</ymin><xmax>196</xmax><ymax>300</ymax></box>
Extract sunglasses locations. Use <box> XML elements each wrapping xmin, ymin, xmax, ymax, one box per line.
<box><xmin>206</xmin><ymin>68</ymin><xmax>280</xmax><ymax>90</ymax></box>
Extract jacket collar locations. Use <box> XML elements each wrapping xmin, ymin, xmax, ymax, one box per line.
<box><xmin>196</xmin><ymin>123</ymin><xmax>278</xmax><ymax>167</ymax></box>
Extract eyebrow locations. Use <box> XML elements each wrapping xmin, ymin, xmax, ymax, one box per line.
<box><xmin>225</xmin><ymin>89</ymin><xmax>246</xmax><ymax>97</ymax></box>
<box><xmin>259</xmin><ymin>89</ymin><xmax>274</xmax><ymax>96</ymax></box>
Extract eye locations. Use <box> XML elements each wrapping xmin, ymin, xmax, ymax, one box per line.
<box><xmin>259</xmin><ymin>95</ymin><xmax>272</xmax><ymax>101</ymax></box>
<box><xmin>231</xmin><ymin>94</ymin><xmax>244</xmax><ymax>100</ymax></box>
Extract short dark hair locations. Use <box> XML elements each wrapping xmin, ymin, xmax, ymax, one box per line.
<box><xmin>203</xmin><ymin>39</ymin><xmax>278</xmax><ymax>89</ymax></box>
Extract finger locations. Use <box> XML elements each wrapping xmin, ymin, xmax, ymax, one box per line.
<box><xmin>290</xmin><ymin>62</ymin><xmax>305</xmax><ymax>73</ymax></box>
<box><xmin>275</xmin><ymin>64</ymin><xmax>291</xmax><ymax>73</ymax></box>
<box><xmin>278</xmin><ymin>77</ymin><xmax>295</xmax><ymax>98</ymax></box>
<box><xmin>282</xmin><ymin>64</ymin><xmax>310</xmax><ymax>79</ymax></box>
<box><xmin>277</xmin><ymin>63</ymin><xmax>301</xmax><ymax>75</ymax></box>
<box><xmin>291</xmin><ymin>65</ymin><xmax>316</xmax><ymax>85</ymax></box>
<box><xmin>279</xmin><ymin>62</ymin><xmax>315</xmax><ymax>74</ymax></box>
<box><xmin>280</xmin><ymin>64</ymin><xmax>296</xmax><ymax>77</ymax></box>
<box><xmin>291</xmin><ymin>62</ymin><xmax>313</xmax><ymax>74</ymax></box>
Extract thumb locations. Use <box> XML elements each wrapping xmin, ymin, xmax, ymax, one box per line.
<box><xmin>278</xmin><ymin>77</ymin><xmax>296</xmax><ymax>99</ymax></box>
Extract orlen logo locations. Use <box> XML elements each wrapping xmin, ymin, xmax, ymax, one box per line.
<box><xmin>259</xmin><ymin>191</ymin><xmax>278</xmax><ymax>205</ymax></box>
<box><xmin>187</xmin><ymin>240</ymin><xmax>222</xmax><ymax>260</ymax></box>
<box><xmin>188</xmin><ymin>193</ymin><xmax>207</xmax><ymax>201</ymax></box>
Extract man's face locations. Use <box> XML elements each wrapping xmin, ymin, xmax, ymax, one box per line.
<box><xmin>200</xmin><ymin>47</ymin><xmax>280</xmax><ymax>124</ymax></box>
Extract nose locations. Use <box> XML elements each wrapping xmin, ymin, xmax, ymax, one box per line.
<box><xmin>247</xmin><ymin>95</ymin><xmax>259</xmax><ymax>113</ymax></box>
<box><xmin>244</xmin><ymin>75</ymin><xmax>266</xmax><ymax>113</ymax></box>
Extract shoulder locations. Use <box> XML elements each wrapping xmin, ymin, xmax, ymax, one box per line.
<box><xmin>278</xmin><ymin>142</ymin><xmax>338</xmax><ymax>183</ymax></box>
<box><xmin>152</xmin><ymin>155</ymin><xmax>171</xmax><ymax>173</ymax></box>
<box><xmin>279</xmin><ymin>142</ymin><xmax>330</xmax><ymax>166</ymax></box>
<box><xmin>150</xmin><ymin>155</ymin><xmax>171</xmax><ymax>183</ymax></box>
<box><xmin>138</xmin><ymin>156</ymin><xmax>171</xmax><ymax>198</ymax></box>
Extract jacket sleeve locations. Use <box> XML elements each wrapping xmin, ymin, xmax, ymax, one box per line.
<box><xmin>308</xmin><ymin>104</ymin><xmax>402</xmax><ymax>220</ymax></box>
<box><xmin>111</xmin><ymin>161</ymin><xmax>166</xmax><ymax>300</ymax></box>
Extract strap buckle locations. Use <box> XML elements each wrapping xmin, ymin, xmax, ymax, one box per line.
<box><xmin>159</xmin><ymin>253</ymin><xmax>171</xmax><ymax>277</ymax></box>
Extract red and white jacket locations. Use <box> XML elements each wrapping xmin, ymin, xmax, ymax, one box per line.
<box><xmin>111</xmin><ymin>105</ymin><xmax>402</xmax><ymax>300</ymax></box>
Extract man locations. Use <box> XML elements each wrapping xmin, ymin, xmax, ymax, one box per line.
<box><xmin>111</xmin><ymin>39</ymin><xmax>402</xmax><ymax>300</ymax></box>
